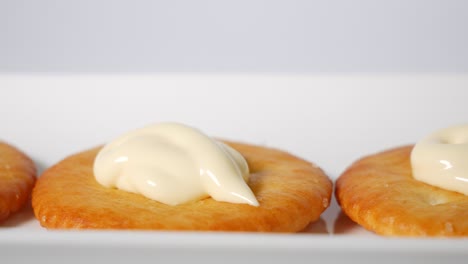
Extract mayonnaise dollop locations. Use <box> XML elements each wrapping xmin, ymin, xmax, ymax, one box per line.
<box><xmin>93</xmin><ymin>123</ymin><xmax>259</xmax><ymax>206</ymax></box>
<box><xmin>411</xmin><ymin>124</ymin><xmax>468</xmax><ymax>195</ymax></box>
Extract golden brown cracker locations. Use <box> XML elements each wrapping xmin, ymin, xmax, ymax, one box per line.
<box><xmin>32</xmin><ymin>141</ymin><xmax>332</xmax><ymax>232</ymax></box>
<box><xmin>336</xmin><ymin>145</ymin><xmax>468</xmax><ymax>236</ymax></box>
<box><xmin>0</xmin><ymin>142</ymin><xmax>36</xmax><ymax>222</ymax></box>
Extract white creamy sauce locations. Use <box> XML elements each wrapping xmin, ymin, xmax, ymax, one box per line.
<box><xmin>93</xmin><ymin>123</ymin><xmax>259</xmax><ymax>206</ymax></box>
<box><xmin>411</xmin><ymin>124</ymin><xmax>468</xmax><ymax>195</ymax></box>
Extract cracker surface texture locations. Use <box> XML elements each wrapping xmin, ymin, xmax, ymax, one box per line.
<box><xmin>0</xmin><ymin>142</ymin><xmax>36</xmax><ymax>222</ymax></box>
<box><xmin>336</xmin><ymin>146</ymin><xmax>468</xmax><ymax>236</ymax></box>
<box><xmin>33</xmin><ymin>141</ymin><xmax>332</xmax><ymax>232</ymax></box>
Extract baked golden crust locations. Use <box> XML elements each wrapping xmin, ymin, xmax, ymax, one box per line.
<box><xmin>0</xmin><ymin>142</ymin><xmax>36</xmax><ymax>222</ymax></box>
<box><xmin>32</xmin><ymin>141</ymin><xmax>332</xmax><ymax>232</ymax></box>
<box><xmin>336</xmin><ymin>145</ymin><xmax>468</xmax><ymax>236</ymax></box>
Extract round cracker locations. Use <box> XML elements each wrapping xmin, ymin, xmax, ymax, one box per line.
<box><xmin>336</xmin><ymin>145</ymin><xmax>468</xmax><ymax>236</ymax></box>
<box><xmin>0</xmin><ymin>142</ymin><xmax>36</xmax><ymax>222</ymax></box>
<box><xmin>32</xmin><ymin>141</ymin><xmax>332</xmax><ymax>232</ymax></box>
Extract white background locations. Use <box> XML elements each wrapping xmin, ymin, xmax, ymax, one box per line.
<box><xmin>2</xmin><ymin>0</ymin><xmax>468</xmax><ymax>72</ymax></box>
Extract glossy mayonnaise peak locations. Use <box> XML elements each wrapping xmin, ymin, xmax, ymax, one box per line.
<box><xmin>93</xmin><ymin>123</ymin><xmax>259</xmax><ymax>206</ymax></box>
<box><xmin>411</xmin><ymin>124</ymin><xmax>468</xmax><ymax>195</ymax></box>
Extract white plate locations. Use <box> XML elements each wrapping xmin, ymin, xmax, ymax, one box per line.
<box><xmin>1</xmin><ymin>74</ymin><xmax>467</xmax><ymax>263</ymax></box>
